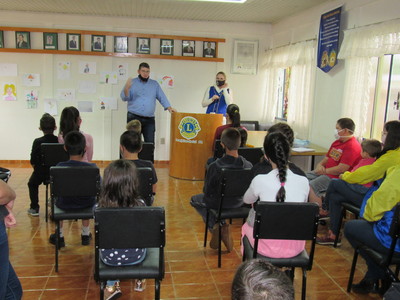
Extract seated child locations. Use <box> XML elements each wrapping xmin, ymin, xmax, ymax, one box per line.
<box><xmin>119</xmin><ymin>130</ymin><xmax>157</xmax><ymax>205</ymax></box>
<box><xmin>191</xmin><ymin>127</ymin><xmax>252</xmax><ymax>252</ymax></box>
<box><xmin>126</xmin><ymin>119</ymin><xmax>142</xmax><ymax>134</ymax></box>
<box><xmin>27</xmin><ymin>113</ymin><xmax>58</xmax><ymax>216</ymax></box>
<box><xmin>317</xmin><ymin>138</ymin><xmax>382</xmax><ymax>245</ymax></box>
<box><xmin>49</xmin><ymin>131</ymin><xmax>97</xmax><ymax>247</ymax></box>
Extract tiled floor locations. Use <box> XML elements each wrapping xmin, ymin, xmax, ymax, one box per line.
<box><xmin>4</xmin><ymin>164</ymin><xmax>383</xmax><ymax>299</ymax></box>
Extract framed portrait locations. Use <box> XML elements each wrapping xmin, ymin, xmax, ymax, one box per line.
<box><xmin>160</xmin><ymin>39</ymin><xmax>174</xmax><ymax>56</ymax></box>
<box><xmin>16</xmin><ymin>31</ymin><xmax>30</xmax><ymax>49</ymax></box>
<box><xmin>182</xmin><ymin>40</ymin><xmax>195</xmax><ymax>57</ymax></box>
<box><xmin>67</xmin><ymin>33</ymin><xmax>81</xmax><ymax>51</ymax></box>
<box><xmin>43</xmin><ymin>32</ymin><xmax>58</xmax><ymax>50</ymax></box>
<box><xmin>203</xmin><ymin>41</ymin><xmax>216</xmax><ymax>58</ymax></box>
<box><xmin>92</xmin><ymin>35</ymin><xmax>105</xmax><ymax>52</ymax></box>
<box><xmin>114</xmin><ymin>36</ymin><xmax>128</xmax><ymax>53</ymax></box>
<box><xmin>231</xmin><ymin>39</ymin><xmax>259</xmax><ymax>75</ymax></box>
<box><xmin>137</xmin><ymin>37</ymin><xmax>150</xmax><ymax>54</ymax></box>
<box><xmin>0</xmin><ymin>31</ymin><xmax>3</xmax><ymax>48</ymax></box>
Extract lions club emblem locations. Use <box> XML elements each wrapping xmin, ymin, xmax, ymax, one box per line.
<box><xmin>178</xmin><ymin>116</ymin><xmax>201</xmax><ymax>140</ymax></box>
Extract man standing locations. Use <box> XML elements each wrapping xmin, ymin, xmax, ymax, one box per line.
<box><xmin>120</xmin><ymin>62</ymin><xmax>176</xmax><ymax>143</ymax></box>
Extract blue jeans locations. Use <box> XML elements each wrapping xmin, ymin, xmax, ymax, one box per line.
<box><xmin>324</xmin><ymin>179</ymin><xmax>368</xmax><ymax>235</ymax></box>
<box><xmin>0</xmin><ymin>221</ymin><xmax>23</xmax><ymax>300</ymax></box>
<box><xmin>344</xmin><ymin>219</ymin><xmax>399</xmax><ymax>281</ymax></box>
<box><xmin>190</xmin><ymin>194</ymin><xmax>216</xmax><ymax>230</ymax></box>
<box><xmin>127</xmin><ymin>112</ymin><xmax>155</xmax><ymax>143</ymax></box>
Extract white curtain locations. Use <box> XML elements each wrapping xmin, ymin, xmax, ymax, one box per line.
<box><xmin>262</xmin><ymin>40</ymin><xmax>316</xmax><ymax>139</ymax></box>
<box><xmin>338</xmin><ymin>19</ymin><xmax>400</xmax><ymax>137</ymax></box>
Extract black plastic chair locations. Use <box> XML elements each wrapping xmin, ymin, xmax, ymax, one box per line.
<box><xmin>242</xmin><ymin>202</ymin><xmax>319</xmax><ymax>300</ymax></box>
<box><xmin>50</xmin><ymin>166</ymin><xmax>100</xmax><ymax>272</ymax></box>
<box><xmin>238</xmin><ymin>147</ymin><xmax>264</xmax><ymax>165</ymax></box>
<box><xmin>138</xmin><ymin>142</ymin><xmax>155</xmax><ymax>163</ymax></box>
<box><xmin>213</xmin><ymin>139</ymin><xmax>224</xmax><ymax>159</ymax></box>
<box><xmin>137</xmin><ymin>167</ymin><xmax>154</xmax><ymax>206</ymax></box>
<box><xmin>94</xmin><ymin>207</ymin><xmax>165</xmax><ymax>300</ymax></box>
<box><xmin>41</xmin><ymin>143</ymin><xmax>69</xmax><ymax>222</ymax></box>
<box><xmin>241</xmin><ymin>121</ymin><xmax>260</xmax><ymax>131</ymax></box>
<box><xmin>0</xmin><ymin>167</ymin><xmax>11</xmax><ymax>182</ymax></box>
<box><xmin>347</xmin><ymin>203</ymin><xmax>400</xmax><ymax>292</ymax></box>
<box><xmin>334</xmin><ymin>202</ymin><xmax>360</xmax><ymax>248</ymax></box>
<box><xmin>204</xmin><ymin>168</ymin><xmax>253</xmax><ymax>268</ymax></box>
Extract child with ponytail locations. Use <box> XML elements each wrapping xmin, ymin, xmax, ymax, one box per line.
<box><xmin>241</xmin><ymin>132</ymin><xmax>309</xmax><ymax>258</ymax></box>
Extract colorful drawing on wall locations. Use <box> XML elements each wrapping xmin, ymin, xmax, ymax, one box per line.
<box><xmin>79</xmin><ymin>61</ymin><xmax>96</xmax><ymax>75</ymax></box>
<box><xmin>99</xmin><ymin>97</ymin><xmax>117</xmax><ymax>110</ymax></box>
<box><xmin>22</xmin><ymin>73</ymin><xmax>40</xmax><ymax>87</ymax></box>
<box><xmin>57</xmin><ymin>61</ymin><xmax>71</xmax><ymax>80</ymax></box>
<box><xmin>161</xmin><ymin>75</ymin><xmax>174</xmax><ymax>89</ymax></box>
<box><xmin>3</xmin><ymin>83</ymin><xmax>17</xmax><ymax>101</ymax></box>
<box><xmin>99</xmin><ymin>71</ymin><xmax>117</xmax><ymax>84</ymax></box>
<box><xmin>25</xmin><ymin>90</ymin><xmax>38</xmax><ymax>109</ymax></box>
<box><xmin>44</xmin><ymin>98</ymin><xmax>57</xmax><ymax>115</ymax></box>
<box><xmin>116</xmin><ymin>63</ymin><xmax>128</xmax><ymax>80</ymax></box>
<box><xmin>56</xmin><ymin>89</ymin><xmax>75</xmax><ymax>101</ymax></box>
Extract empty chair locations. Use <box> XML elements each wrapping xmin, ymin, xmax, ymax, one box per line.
<box><xmin>94</xmin><ymin>207</ymin><xmax>166</xmax><ymax>300</ymax></box>
<box><xmin>241</xmin><ymin>120</ymin><xmax>259</xmax><ymax>131</ymax></box>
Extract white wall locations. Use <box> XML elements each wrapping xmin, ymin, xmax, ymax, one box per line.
<box><xmin>0</xmin><ymin>11</ymin><xmax>271</xmax><ymax>160</ymax></box>
<box><xmin>270</xmin><ymin>0</ymin><xmax>400</xmax><ymax>148</ymax></box>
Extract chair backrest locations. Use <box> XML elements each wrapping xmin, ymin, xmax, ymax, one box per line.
<box><xmin>41</xmin><ymin>143</ymin><xmax>69</xmax><ymax>167</ymax></box>
<box><xmin>217</xmin><ymin>168</ymin><xmax>253</xmax><ymax>211</ymax></box>
<box><xmin>94</xmin><ymin>206</ymin><xmax>165</xmax><ymax>249</ymax></box>
<box><xmin>241</xmin><ymin>121</ymin><xmax>260</xmax><ymax>131</ymax></box>
<box><xmin>50</xmin><ymin>166</ymin><xmax>100</xmax><ymax>198</ymax></box>
<box><xmin>238</xmin><ymin>147</ymin><xmax>263</xmax><ymax>165</ymax></box>
<box><xmin>138</xmin><ymin>142</ymin><xmax>155</xmax><ymax>163</ymax></box>
<box><xmin>137</xmin><ymin>167</ymin><xmax>154</xmax><ymax>206</ymax></box>
<box><xmin>214</xmin><ymin>140</ymin><xmax>224</xmax><ymax>159</ymax></box>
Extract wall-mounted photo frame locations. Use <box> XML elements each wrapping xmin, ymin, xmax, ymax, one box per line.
<box><xmin>137</xmin><ymin>37</ymin><xmax>150</xmax><ymax>54</ymax></box>
<box><xmin>0</xmin><ymin>31</ymin><xmax>4</xmax><ymax>48</ymax></box>
<box><xmin>203</xmin><ymin>41</ymin><xmax>216</xmax><ymax>58</ymax></box>
<box><xmin>92</xmin><ymin>35</ymin><xmax>105</xmax><ymax>52</ymax></box>
<box><xmin>67</xmin><ymin>33</ymin><xmax>81</xmax><ymax>51</ymax></box>
<box><xmin>43</xmin><ymin>32</ymin><xmax>58</xmax><ymax>50</ymax></box>
<box><xmin>231</xmin><ymin>39</ymin><xmax>259</xmax><ymax>75</ymax></box>
<box><xmin>182</xmin><ymin>40</ymin><xmax>195</xmax><ymax>56</ymax></box>
<box><xmin>160</xmin><ymin>39</ymin><xmax>174</xmax><ymax>56</ymax></box>
<box><xmin>16</xmin><ymin>31</ymin><xmax>30</xmax><ymax>49</ymax></box>
<box><xmin>114</xmin><ymin>36</ymin><xmax>128</xmax><ymax>53</ymax></box>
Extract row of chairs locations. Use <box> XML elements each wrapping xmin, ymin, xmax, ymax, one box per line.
<box><xmin>214</xmin><ymin>139</ymin><xmax>263</xmax><ymax>165</ymax></box>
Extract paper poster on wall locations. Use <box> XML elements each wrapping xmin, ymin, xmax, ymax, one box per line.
<box><xmin>99</xmin><ymin>71</ymin><xmax>118</xmax><ymax>84</ymax></box>
<box><xmin>57</xmin><ymin>62</ymin><xmax>71</xmax><ymax>80</ymax></box>
<box><xmin>116</xmin><ymin>63</ymin><xmax>128</xmax><ymax>80</ymax></box>
<box><xmin>25</xmin><ymin>89</ymin><xmax>38</xmax><ymax>109</ymax></box>
<box><xmin>44</xmin><ymin>98</ymin><xmax>57</xmax><ymax>115</ymax></box>
<box><xmin>56</xmin><ymin>89</ymin><xmax>75</xmax><ymax>101</ymax></box>
<box><xmin>160</xmin><ymin>75</ymin><xmax>174</xmax><ymax>89</ymax></box>
<box><xmin>99</xmin><ymin>97</ymin><xmax>117</xmax><ymax>110</ymax></box>
<box><xmin>79</xmin><ymin>61</ymin><xmax>96</xmax><ymax>75</ymax></box>
<box><xmin>22</xmin><ymin>73</ymin><xmax>40</xmax><ymax>87</ymax></box>
<box><xmin>3</xmin><ymin>83</ymin><xmax>17</xmax><ymax>101</ymax></box>
<box><xmin>78</xmin><ymin>101</ymin><xmax>93</xmax><ymax>112</ymax></box>
<box><xmin>0</xmin><ymin>64</ymin><xmax>18</xmax><ymax>77</ymax></box>
<box><xmin>78</xmin><ymin>81</ymin><xmax>96</xmax><ymax>94</ymax></box>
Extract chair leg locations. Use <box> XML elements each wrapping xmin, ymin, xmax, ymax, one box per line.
<box><xmin>99</xmin><ymin>281</ymin><xmax>104</xmax><ymax>300</ymax></box>
<box><xmin>155</xmin><ymin>279</ymin><xmax>160</xmax><ymax>300</ymax></box>
<box><xmin>55</xmin><ymin>221</ymin><xmax>60</xmax><ymax>272</ymax></box>
<box><xmin>334</xmin><ymin>207</ymin><xmax>346</xmax><ymax>248</ymax></box>
<box><xmin>218</xmin><ymin>223</ymin><xmax>222</xmax><ymax>268</ymax></box>
<box><xmin>347</xmin><ymin>250</ymin><xmax>359</xmax><ymax>292</ymax></box>
<box><xmin>301</xmin><ymin>268</ymin><xmax>307</xmax><ymax>300</ymax></box>
<box><xmin>204</xmin><ymin>211</ymin><xmax>209</xmax><ymax>247</ymax></box>
<box><xmin>45</xmin><ymin>184</ymin><xmax>49</xmax><ymax>223</ymax></box>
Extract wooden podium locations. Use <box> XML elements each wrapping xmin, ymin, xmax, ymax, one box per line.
<box><xmin>169</xmin><ymin>112</ymin><xmax>223</xmax><ymax>180</ymax></box>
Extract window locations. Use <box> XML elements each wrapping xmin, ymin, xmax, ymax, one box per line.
<box><xmin>275</xmin><ymin>67</ymin><xmax>291</xmax><ymax>121</ymax></box>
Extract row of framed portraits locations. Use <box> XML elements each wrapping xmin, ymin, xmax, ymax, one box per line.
<box><xmin>1</xmin><ymin>31</ymin><xmax>217</xmax><ymax>57</ymax></box>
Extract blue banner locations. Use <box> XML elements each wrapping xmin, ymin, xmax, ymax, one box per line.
<box><xmin>317</xmin><ymin>7</ymin><xmax>342</xmax><ymax>73</ymax></box>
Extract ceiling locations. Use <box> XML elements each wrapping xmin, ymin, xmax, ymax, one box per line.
<box><xmin>0</xmin><ymin>0</ymin><xmax>333</xmax><ymax>24</ymax></box>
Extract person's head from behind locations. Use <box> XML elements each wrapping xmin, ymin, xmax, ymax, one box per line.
<box><xmin>126</xmin><ymin>119</ymin><xmax>142</xmax><ymax>133</ymax></box>
<box><xmin>138</xmin><ymin>62</ymin><xmax>150</xmax><ymax>80</ymax></box>
<box><xmin>221</xmin><ymin>128</ymin><xmax>241</xmax><ymax>152</ymax></box>
<box><xmin>232</xmin><ymin>259</ymin><xmax>294</xmax><ymax>300</ymax></box>
<box><xmin>335</xmin><ymin>118</ymin><xmax>355</xmax><ymax>140</ymax></box>
<box><xmin>237</xmin><ymin>127</ymin><xmax>248</xmax><ymax>147</ymax></box>
<box><xmin>263</xmin><ymin>132</ymin><xmax>290</xmax><ymax>202</ymax></box>
<box><xmin>361</xmin><ymin>139</ymin><xmax>382</xmax><ymax>159</ymax></box>
<box><xmin>40</xmin><ymin>113</ymin><xmax>56</xmax><ymax>134</ymax></box>
<box><xmin>60</xmin><ymin>106</ymin><xmax>81</xmax><ymax>137</ymax></box>
<box><xmin>268</xmin><ymin>123</ymin><xmax>294</xmax><ymax>147</ymax></box>
<box><xmin>63</xmin><ymin>131</ymin><xmax>86</xmax><ymax>158</ymax></box>
<box><xmin>382</xmin><ymin>120</ymin><xmax>400</xmax><ymax>151</ymax></box>
<box><xmin>120</xmin><ymin>130</ymin><xmax>142</xmax><ymax>156</ymax></box>
<box><xmin>226</xmin><ymin>104</ymin><xmax>240</xmax><ymax>127</ymax></box>
<box><xmin>99</xmin><ymin>159</ymin><xmax>142</xmax><ymax>208</ymax></box>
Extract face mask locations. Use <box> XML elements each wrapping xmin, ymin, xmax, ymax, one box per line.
<box><xmin>216</xmin><ymin>80</ymin><xmax>225</xmax><ymax>87</ymax></box>
<box><xmin>334</xmin><ymin>128</ymin><xmax>353</xmax><ymax>140</ymax></box>
<box><xmin>138</xmin><ymin>74</ymin><xmax>149</xmax><ymax>82</ymax></box>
